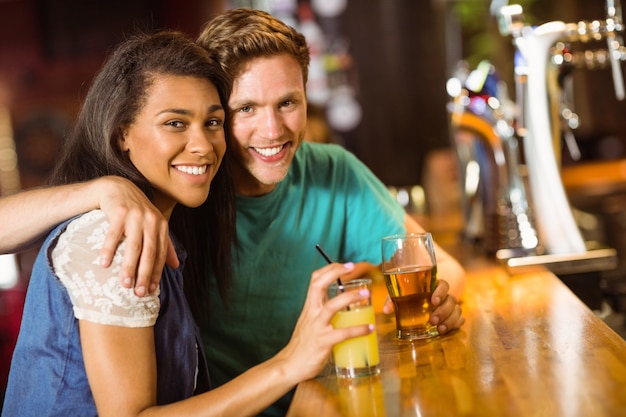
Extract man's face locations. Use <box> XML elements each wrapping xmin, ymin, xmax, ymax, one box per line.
<box><xmin>227</xmin><ymin>54</ymin><xmax>307</xmax><ymax>196</ymax></box>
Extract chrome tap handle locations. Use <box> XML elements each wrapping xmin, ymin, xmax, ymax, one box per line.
<box><xmin>606</xmin><ymin>0</ymin><xmax>625</xmax><ymax>100</ymax></box>
<box><xmin>607</xmin><ymin>36</ymin><xmax>624</xmax><ymax>99</ymax></box>
<box><xmin>497</xmin><ymin>4</ymin><xmax>524</xmax><ymax>37</ymax></box>
<box><xmin>607</xmin><ymin>0</ymin><xmax>621</xmax><ymax>20</ymax></box>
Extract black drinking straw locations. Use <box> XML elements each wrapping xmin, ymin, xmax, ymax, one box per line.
<box><xmin>315</xmin><ymin>244</ymin><xmax>343</xmax><ymax>287</ymax></box>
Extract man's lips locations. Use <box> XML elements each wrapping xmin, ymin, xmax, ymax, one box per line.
<box><xmin>251</xmin><ymin>144</ymin><xmax>285</xmax><ymax>157</ymax></box>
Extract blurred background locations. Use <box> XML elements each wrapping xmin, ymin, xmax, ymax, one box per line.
<box><xmin>2</xmin><ymin>0</ymin><xmax>626</xmax><ymax>407</ymax></box>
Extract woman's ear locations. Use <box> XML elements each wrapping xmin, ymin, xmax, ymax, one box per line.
<box><xmin>118</xmin><ymin>126</ymin><xmax>130</xmax><ymax>151</ymax></box>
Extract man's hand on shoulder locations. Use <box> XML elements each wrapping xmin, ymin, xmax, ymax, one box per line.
<box><xmin>94</xmin><ymin>176</ymin><xmax>178</xmax><ymax>296</ymax></box>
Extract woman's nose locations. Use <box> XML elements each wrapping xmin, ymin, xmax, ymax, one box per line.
<box><xmin>187</xmin><ymin>128</ymin><xmax>214</xmax><ymax>154</ymax></box>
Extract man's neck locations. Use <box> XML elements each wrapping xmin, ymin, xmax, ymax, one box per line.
<box><xmin>233</xmin><ymin>167</ymin><xmax>277</xmax><ymax>197</ymax></box>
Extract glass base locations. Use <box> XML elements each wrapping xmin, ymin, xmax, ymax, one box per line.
<box><xmin>335</xmin><ymin>364</ymin><xmax>380</xmax><ymax>378</ymax></box>
<box><xmin>397</xmin><ymin>325</ymin><xmax>439</xmax><ymax>340</ymax></box>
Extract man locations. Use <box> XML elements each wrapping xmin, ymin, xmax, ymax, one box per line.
<box><xmin>195</xmin><ymin>11</ymin><xmax>465</xmax><ymax>415</ymax></box>
<box><xmin>0</xmin><ymin>8</ymin><xmax>465</xmax><ymax>416</ymax></box>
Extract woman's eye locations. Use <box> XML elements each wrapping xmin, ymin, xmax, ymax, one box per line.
<box><xmin>167</xmin><ymin>120</ymin><xmax>184</xmax><ymax>128</ymax></box>
<box><xmin>207</xmin><ymin>118</ymin><xmax>223</xmax><ymax>127</ymax></box>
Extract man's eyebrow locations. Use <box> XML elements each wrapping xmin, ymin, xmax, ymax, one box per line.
<box><xmin>229</xmin><ymin>98</ymin><xmax>255</xmax><ymax>108</ymax></box>
<box><xmin>230</xmin><ymin>91</ymin><xmax>303</xmax><ymax>107</ymax></box>
<box><xmin>279</xmin><ymin>90</ymin><xmax>304</xmax><ymax>101</ymax></box>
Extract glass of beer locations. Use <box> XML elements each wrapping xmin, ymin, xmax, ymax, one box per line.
<box><xmin>328</xmin><ymin>278</ymin><xmax>380</xmax><ymax>378</ymax></box>
<box><xmin>381</xmin><ymin>233</ymin><xmax>439</xmax><ymax>340</ymax></box>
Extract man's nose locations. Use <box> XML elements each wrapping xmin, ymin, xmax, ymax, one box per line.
<box><xmin>261</xmin><ymin>109</ymin><xmax>284</xmax><ymax>140</ymax></box>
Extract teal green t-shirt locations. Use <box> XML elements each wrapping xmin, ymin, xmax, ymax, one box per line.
<box><xmin>204</xmin><ymin>142</ymin><xmax>405</xmax><ymax>415</ymax></box>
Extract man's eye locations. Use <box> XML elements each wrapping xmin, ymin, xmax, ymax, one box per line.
<box><xmin>240</xmin><ymin>106</ymin><xmax>252</xmax><ymax>113</ymax></box>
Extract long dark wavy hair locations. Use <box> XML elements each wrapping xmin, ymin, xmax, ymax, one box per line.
<box><xmin>47</xmin><ymin>30</ymin><xmax>236</xmax><ymax>327</ymax></box>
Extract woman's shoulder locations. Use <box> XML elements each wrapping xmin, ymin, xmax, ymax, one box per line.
<box><xmin>51</xmin><ymin>210</ymin><xmax>110</xmax><ymax>267</ymax></box>
<box><xmin>52</xmin><ymin>209</ymin><xmax>160</xmax><ymax>327</ymax></box>
<box><xmin>64</xmin><ymin>209</ymin><xmax>109</xmax><ymax>240</ymax></box>
<box><xmin>51</xmin><ymin>209</ymin><xmax>115</xmax><ymax>288</ymax></box>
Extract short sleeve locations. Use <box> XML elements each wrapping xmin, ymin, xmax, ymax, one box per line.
<box><xmin>341</xmin><ymin>150</ymin><xmax>406</xmax><ymax>263</ymax></box>
<box><xmin>51</xmin><ymin>210</ymin><xmax>160</xmax><ymax>327</ymax></box>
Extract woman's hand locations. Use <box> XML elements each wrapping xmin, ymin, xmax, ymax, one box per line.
<box><xmin>276</xmin><ymin>262</ymin><xmax>374</xmax><ymax>384</ymax></box>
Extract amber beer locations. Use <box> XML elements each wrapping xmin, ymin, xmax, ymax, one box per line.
<box><xmin>384</xmin><ymin>265</ymin><xmax>438</xmax><ymax>339</ymax></box>
<box><xmin>381</xmin><ymin>233</ymin><xmax>439</xmax><ymax>340</ymax></box>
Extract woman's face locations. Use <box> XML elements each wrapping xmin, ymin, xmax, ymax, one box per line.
<box><xmin>120</xmin><ymin>74</ymin><xmax>226</xmax><ymax>219</ymax></box>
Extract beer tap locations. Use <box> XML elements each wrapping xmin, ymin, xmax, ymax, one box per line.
<box><xmin>484</xmin><ymin>1</ymin><xmax>621</xmax><ymax>276</ymax></box>
<box><xmin>606</xmin><ymin>0</ymin><xmax>625</xmax><ymax>100</ymax></box>
<box><xmin>497</xmin><ymin>1</ymin><xmax>625</xmax><ymax>256</ymax></box>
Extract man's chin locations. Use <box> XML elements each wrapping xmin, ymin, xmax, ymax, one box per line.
<box><xmin>251</xmin><ymin>158</ymin><xmax>291</xmax><ymax>179</ymax></box>
<box><xmin>232</xmin><ymin>165</ymin><xmax>288</xmax><ymax>195</ymax></box>
<box><xmin>255</xmin><ymin>172</ymin><xmax>289</xmax><ymax>186</ymax></box>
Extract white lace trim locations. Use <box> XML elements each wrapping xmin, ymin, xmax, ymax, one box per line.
<box><xmin>52</xmin><ymin>210</ymin><xmax>160</xmax><ymax>327</ymax></box>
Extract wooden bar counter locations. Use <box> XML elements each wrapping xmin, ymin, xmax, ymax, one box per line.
<box><xmin>286</xmin><ymin>248</ymin><xmax>626</xmax><ymax>416</ymax></box>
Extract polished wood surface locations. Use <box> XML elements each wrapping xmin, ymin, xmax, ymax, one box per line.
<box><xmin>286</xmin><ymin>255</ymin><xmax>626</xmax><ymax>417</ymax></box>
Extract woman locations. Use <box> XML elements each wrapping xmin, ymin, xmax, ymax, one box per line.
<box><xmin>2</xmin><ymin>31</ymin><xmax>371</xmax><ymax>417</ymax></box>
